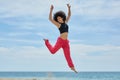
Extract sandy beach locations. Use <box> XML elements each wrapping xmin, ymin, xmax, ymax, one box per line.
<box><xmin>0</xmin><ymin>77</ymin><xmax>73</xmax><ymax>80</ymax></box>
<box><xmin>0</xmin><ymin>78</ymin><xmax>52</xmax><ymax>80</ymax></box>
<box><xmin>0</xmin><ymin>78</ymin><xmax>38</xmax><ymax>80</ymax></box>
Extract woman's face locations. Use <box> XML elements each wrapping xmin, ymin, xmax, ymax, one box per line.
<box><xmin>57</xmin><ymin>16</ymin><xmax>64</xmax><ymax>23</ymax></box>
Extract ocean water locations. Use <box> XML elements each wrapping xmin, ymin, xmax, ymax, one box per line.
<box><xmin>0</xmin><ymin>72</ymin><xmax>120</xmax><ymax>80</ymax></box>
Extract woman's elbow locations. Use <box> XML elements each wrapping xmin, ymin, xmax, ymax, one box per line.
<box><xmin>49</xmin><ymin>18</ymin><xmax>53</xmax><ymax>22</ymax></box>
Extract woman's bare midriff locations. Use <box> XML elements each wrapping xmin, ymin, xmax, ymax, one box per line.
<box><xmin>60</xmin><ymin>32</ymin><xmax>68</xmax><ymax>40</ymax></box>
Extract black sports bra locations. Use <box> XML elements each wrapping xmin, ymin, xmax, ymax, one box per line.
<box><xmin>59</xmin><ymin>23</ymin><xmax>68</xmax><ymax>34</ymax></box>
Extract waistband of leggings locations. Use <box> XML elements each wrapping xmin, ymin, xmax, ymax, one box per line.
<box><xmin>58</xmin><ymin>37</ymin><xmax>68</xmax><ymax>41</ymax></box>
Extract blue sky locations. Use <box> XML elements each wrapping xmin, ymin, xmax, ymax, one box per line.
<box><xmin>0</xmin><ymin>0</ymin><xmax>120</xmax><ymax>72</ymax></box>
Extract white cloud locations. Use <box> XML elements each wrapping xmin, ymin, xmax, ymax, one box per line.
<box><xmin>70</xmin><ymin>43</ymin><xmax>120</xmax><ymax>71</ymax></box>
<box><xmin>0</xmin><ymin>0</ymin><xmax>70</xmax><ymax>18</ymax></box>
<box><xmin>0</xmin><ymin>43</ymin><xmax>120</xmax><ymax>71</ymax></box>
<box><xmin>1</xmin><ymin>37</ymin><xmax>120</xmax><ymax>56</ymax></box>
<box><xmin>0</xmin><ymin>0</ymin><xmax>120</xmax><ymax>19</ymax></box>
<box><xmin>1</xmin><ymin>43</ymin><xmax>120</xmax><ymax>59</ymax></box>
<box><xmin>0</xmin><ymin>46</ymin><xmax>48</xmax><ymax>58</ymax></box>
<box><xmin>8</xmin><ymin>32</ymin><xmax>32</xmax><ymax>36</ymax></box>
<box><xmin>0</xmin><ymin>47</ymin><xmax>10</xmax><ymax>53</ymax></box>
<box><xmin>70</xmin><ymin>24</ymin><xmax>118</xmax><ymax>34</ymax></box>
<box><xmin>0</xmin><ymin>38</ymin><xmax>42</xmax><ymax>44</ymax></box>
<box><xmin>72</xmin><ymin>0</ymin><xmax>120</xmax><ymax>19</ymax></box>
<box><xmin>0</xmin><ymin>0</ymin><xmax>49</xmax><ymax>17</ymax></box>
<box><xmin>71</xmin><ymin>44</ymin><xmax>120</xmax><ymax>56</ymax></box>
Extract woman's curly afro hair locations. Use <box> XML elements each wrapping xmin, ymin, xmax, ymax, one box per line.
<box><xmin>53</xmin><ymin>11</ymin><xmax>66</xmax><ymax>22</ymax></box>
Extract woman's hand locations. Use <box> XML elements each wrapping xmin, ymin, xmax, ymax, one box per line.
<box><xmin>67</xmin><ymin>4</ymin><xmax>71</xmax><ymax>9</ymax></box>
<box><xmin>50</xmin><ymin>5</ymin><xmax>54</xmax><ymax>10</ymax></box>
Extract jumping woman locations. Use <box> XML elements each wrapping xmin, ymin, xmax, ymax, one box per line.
<box><xmin>44</xmin><ymin>4</ymin><xmax>77</xmax><ymax>73</ymax></box>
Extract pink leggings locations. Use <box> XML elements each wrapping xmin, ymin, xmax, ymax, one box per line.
<box><xmin>45</xmin><ymin>37</ymin><xmax>74</xmax><ymax>67</ymax></box>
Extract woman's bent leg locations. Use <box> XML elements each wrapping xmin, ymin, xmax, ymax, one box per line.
<box><xmin>44</xmin><ymin>38</ymin><xmax>62</xmax><ymax>54</ymax></box>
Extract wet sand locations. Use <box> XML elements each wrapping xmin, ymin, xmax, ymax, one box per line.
<box><xmin>0</xmin><ymin>78</ymin><xmax>58</xmax><ymax>80</ymax></box>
